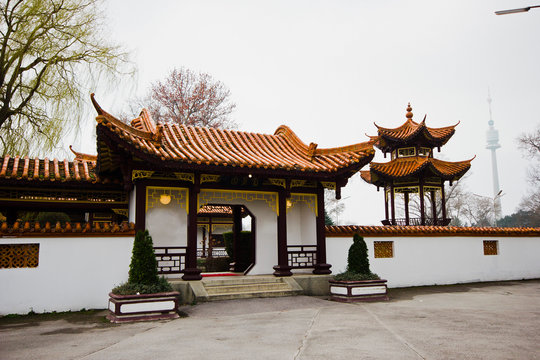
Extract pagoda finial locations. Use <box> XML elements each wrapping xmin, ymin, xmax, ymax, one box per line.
<box><xmin>406</xmin><ymin>102</ymin><xmax>413</xmax><ymax>119</ymax></box>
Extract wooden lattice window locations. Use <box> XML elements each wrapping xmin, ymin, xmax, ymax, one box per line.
<box><xmin>397</xmin><ymin>147</ymin><xmax>416</xmax><ymax>158</ymax></box>
<box><xmin>483</xmin><ymin>240</ymin><xmax>498</xmax><ymax>256</ymax></box>
<box><xmin>0</xmin><ymin>244</ymin><xmax>40</xmax><ymax>268</ymax></box>
<box><xmin>374</xmin><ymin>241</ymin><xmax>393</xmax><ymax>258</ymax></box>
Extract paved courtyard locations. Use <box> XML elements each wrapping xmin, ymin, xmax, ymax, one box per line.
<box><xmin>1</xmin><ymin>280</ymin><xmax>539</xmax><ymax>360</ymax></box>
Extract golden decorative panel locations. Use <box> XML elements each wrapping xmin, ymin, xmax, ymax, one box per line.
<box><xmin>0</xmin><ymin>244</ymin><xmax>39</xmax><ymax>268</ymax></box>
<box><xmin>268</xmin><ymin>178</ymin><xmax>286</xmax><ymax>188</ymax></box>
<box><xmin>291</xmin><ymin>180</ymin><xmax>307</xmax><ymax>188</ymax></box>
<box><xmin>112</xmin><ymin>208</ymin><xmax>129</xmax><ymax>217</ymax></box>
<box><xmin>146</xmin><ymin>187</ymin><xmax>189</xmax><ymax>213</ymax></box>
<box><xmin>173</xmin><ymin>172</ymin><xmax>195</xmax><ymax>183</ymax></box>
<box><xmin>287</xmin><ymin>193</ymin><xmax>317</xmax><ymax>215</ymax></box>
<box><xmin>483</xmin><ymin>240</ymin><xmax>498</xmax><ymax>256</ymax></box>
<box><xmin>374</xmin><ymin>241</ymin><xmax>393</xmax><ymax>258</ymax></box>
<box><xmin>201</xmin><ymin>174</ymin><xmax>220</xmax><ymax>184</ymax></box>
<box><xmin>321</xmin><ymin>182</ymin><xmax>336</xmax><ymax>190</ymax></box>
<box><xmin>199</xmin><ymin>189</ymin><xmax>278</xmax><ymax>215</ymax></box>
<box><xmin>132</xmin><ymin>170</ymin><xmax>154</xmax><ymax>181</ymax></box>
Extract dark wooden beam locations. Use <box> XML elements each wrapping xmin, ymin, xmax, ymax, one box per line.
<box><xmin>404</xmin><ymin>192</ymin><xmax>410</xmax><ymax>226</ymax></box>
<box><xmin>135</xmin><ymin>183</ymin><xmax>146</xmax><ymax>231</ymax></box>
<box><xmin>182</xmin><ymin>174</ymin><xmax>202</xmax><ymax>281</ymax></box>
<box><xmin>314</xmin><ymin>183</ymin><xmax>331</xmax><ymax>274</ymax></box>
<box><xmin>273</xmin><ymin>189</ymin><xmax>292</xmax><ymax>277</ymax></box>
<box><xmin>441</xmin><ymin>184</ymin><xmax>447</xmax><ymax>220</ymax></box>
<box><xmin>390</xmin><ymin>185</ymin><xmax>396</xmax><ymax>225</ymax></box>
<box><xmin>431</xmin><ymin>190</ymin><xmax>437</xmax><ymax>225</ymax></box>
<box><xmin>419</xmin><ymin>181</ymin><xmax>425</xmax><ymax>226</ymax></box>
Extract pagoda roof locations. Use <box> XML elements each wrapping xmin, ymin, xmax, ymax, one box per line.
<box><xmin>92</xmin><ymin>94</ymin><xmax>375</xmax><ymax>179</ymax></box>
<box><xmin>371</xmin><ymin>103</ymin><xmax>458</xmax><ymax>152</ymax></box>
<box><xmin>360</xmin><ymin>157</ymin><xmax>473</xmax><ymax>186</ymax></box>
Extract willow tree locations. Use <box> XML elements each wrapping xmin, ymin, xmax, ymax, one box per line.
<box><xmin>0</xmin><ymin>0</ymin><xmax>131</xmax><ymax>155</ymax></box>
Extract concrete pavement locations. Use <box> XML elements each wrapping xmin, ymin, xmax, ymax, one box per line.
<box><xmin>1</xmin><ymin>280</ymin><xmax>539</xmax><ymax>359</ymax></box>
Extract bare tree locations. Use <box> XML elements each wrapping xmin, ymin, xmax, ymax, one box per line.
<box><xmin>0</xmin><ymin>0</ymin><xmax>131</xmax><ymax>155</ymax></box>
<box><xmin>136</xmin><ymin>67</ymin><xmax>236</xmax><ymax>129</ymax></box>
<box><xmin>517</xmin><ymin>125</ymin><xmax>540</xmax><ymax>222</ymax></box>
<box><xmin>325</xmin><ymin>189</ymin><xmax>345</xmax><ymax>225</ymax></box>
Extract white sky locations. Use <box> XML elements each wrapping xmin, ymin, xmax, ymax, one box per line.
<box><xmin>76</xmin><ymin>0</ymin><xmax>540</xmax><ymax>225</ymax></box>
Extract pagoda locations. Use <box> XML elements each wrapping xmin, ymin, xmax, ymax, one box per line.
<box><xmin>361</xmin><ymin>103</ymin><xmax>473</xmax><ymax>226</ymax></box>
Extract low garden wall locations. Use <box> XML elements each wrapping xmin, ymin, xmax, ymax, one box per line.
<box><xmin>0</xmin><ymin>222</ymin><xmax>135</xmax><ymax>315</ymax></box>
<box><xmin>326</xmin><ymin>226</ymin><xmax>540</xmax><ymax>288</ymax></box>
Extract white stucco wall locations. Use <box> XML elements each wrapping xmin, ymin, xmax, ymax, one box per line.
<box><xmin>146</xmin><ymin>204</ymin><xmax>187</xmax><ymax>247</ymax></box>
<box><xmin>327</xmin><ymin>235</ymin><xmax>540</xmax><ymax>288</ymax></box>
<box><xmin>128</xmin><ymin>186</ymin><xmax>136</xmax><ymax>223</ymax></box>
<box><xmin>0</xmin><ymin>236</ymin><xmax>134</xmax><ymax>315</ymax></box>
<box><xmin>286</xmin><ymin>202</ymin><xmax>317</xmax><ymax>246</ymax></box>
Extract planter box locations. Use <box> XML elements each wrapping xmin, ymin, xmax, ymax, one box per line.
<box><xmin>329</xmin><ymin>279</ymin><xmax>389</xmax><ymax>302</ymax></box>
<box><xmin>107</xmin><ymin>291</ymin><xmax>180</xmax><ymax>323</ymax></box>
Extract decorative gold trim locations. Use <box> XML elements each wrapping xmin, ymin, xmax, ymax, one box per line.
<box><xmin>198</xmin><ymin>189</ymin><xmax>278</xmax><ymax>215</ymax></box>
<box><xmin>268</xmin><ymin>178</ymin><xmax>286</xmax><ymax>188</ymax></box>
<box><xmin>394</xmin><ymin>186</ymin><xmax>419</xmax><ymax>194</ymax></box>
<box><xmin>174</xmin><ymin>172</ymin><xmax>195</xmax><ymax>183</ymax></box>
<box><xmin>321</xmin><ymin>182</ymin><xmax>336</xmax><ymax>190</ymax></box>
<box><xmin>112</xmin><ymin>209</ymin><xmax>129</xmax><ymax>217</ymax></box>
<box><xmin>424</xmin><ymin>186</ymin><xmax>442</xmax><ymax>193</ymax></box>
<box><xmin>212</xmin><ymin>224</ymin><xmax>233</xmax><ymax>232</ymax></box>
<box><xmin>146</xmin><ymin>186</ymin><xmax>189</xmax><ymax>213</ymax></box>
<box><xmin>286</xmin><ymin>193</ymin><xmax>317</xmax><ymax>215</ymax></box>
<box><xmin>201</xmin><ymin>174</ymin><xmax>220</xmax><ymax>184</ymax></box>
<box><xmin>132</xmin><ymin>170</ymin><xmax>154</xmax><ymax>181</ymax></box>
<box><xmin>291</xmin><ymin>180</ymin><xmax>307</xmax><ymax>188</ymax></box>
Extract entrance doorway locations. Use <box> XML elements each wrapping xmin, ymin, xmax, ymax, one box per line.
<box><xmin>196</xmin><ymin>204</ymin><xmax>255</xmax><ymax>275</ymax></box>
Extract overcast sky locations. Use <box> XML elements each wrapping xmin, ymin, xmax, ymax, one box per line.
<box><xmin>78</xmin><ymin>0</ymin><xmax>540</xmax><ymax>225</ymax></box>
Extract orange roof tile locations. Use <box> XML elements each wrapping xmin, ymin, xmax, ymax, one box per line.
<box><xmin>326</xmin><ymin>225</ymin><xmax>540</xmax><ymax>237</ymax></box>
<box><xmin>365</xmin><ymin>157</ymin><xmax>472</xmax><ymax>185</ymax></box>
<box><xmin>92</xmin><ymin>94</ymin><xmax>375</xmax><ymax>176</ymax></box>
<box><xmin>371</xmin><ymin>103</ymin><xmax>458</xmax><ymax>151</ymax></box>
<box><xmin>0</xmin><ymin>221</ymin><xmax>135</xmax><ymax>237</ymax></box>
<box><xmin>0</xmin><ymin>154</ymin><xmax>98</xmax><ymax>183</ymax></box>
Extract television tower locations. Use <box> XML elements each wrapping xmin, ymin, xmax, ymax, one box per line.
<box><xmin>486</xmin><ymin>90</ymin><xmax>502</xmax><ymax>220</ymax></box>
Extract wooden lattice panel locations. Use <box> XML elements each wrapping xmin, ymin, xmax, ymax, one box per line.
<box><xmin>483</xmin><ymin>240</ymin><xmax>498</xmax><ymax>256</ymax></box>
<box><xmin>374</xmin><ymin>241</ymin><xmax>393</xmax><ymax>258</ymax></box>
<box><xmin>0</xmin><ymin>244</ymin><xmax>39</xmax><ymax>268</ymax></box>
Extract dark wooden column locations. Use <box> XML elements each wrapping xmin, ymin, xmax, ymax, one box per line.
<box><xmin>390</xmin><ymin>185</ymin><xmax>396</xmax><ymax>225</ymax></box>
<box><xmin>419</xmin><ymin>181</ymin><xmax>425</xmax><ymax>226</ymax></box>
<box><xmin>441</xmin><ymin>185</ymin><xmax>447</xmax><ymax>221</ymax></box>
<box><xmin>404</xmin><ymin>192</ymin><xmax>410</xmax><ymax>226</ymax></box>
<box><xmin>273</xmin><ymin>189</ymin><xmax>292</xmax><ymax>277</ymax></box>
<box><xmin>232</xmin><ymin>205</ymin><xmax>242</xmax><ymax>272</ymax></box>
<box><xmin>384</xmin><ymin>189</ymin><xmax>389</xmax><ymax>222</ymax></box>
<box><xmin>314</xmin><ymin>184</ymin><xmax>331</xmax><ymax>274</ymax></box>
<box><xmin>135</xmin><ymin>182</ymin><xmax>147</xmax><ymax>231</ymax></box>
<box><xmin>431</xmin><ymin>190</ymin><xmax>437</xmax><ymax>225</ymax></box>
<box><xmin>5</xmin><ymin>209</ymin><xmax>17</xmax><ymax>225</ymax></box>
<box><xmin>183</xmin><ymin>176</ymin><xmax>202</xmax><ymax>280</ymax></box>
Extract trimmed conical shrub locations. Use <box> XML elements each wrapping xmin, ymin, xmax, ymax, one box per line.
<box><xmin>347</xmin><ymin>234</ymin><xmax>371</xmax><ymax>274</ymax></box>
<box><xmin>128</xmin><ymin>230</ymin><xmax>159</xmax><ymax>285</ymax></box>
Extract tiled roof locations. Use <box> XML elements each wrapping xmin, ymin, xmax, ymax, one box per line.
<box><xmin>0</xmin><ymin>221</ymin><xmax>135</xmax><ymax>237</ymax></box>
<box><xmin>0</xmin><ymin>154</ymin><xmax>98</xmax><ymax>183</ymax></box>
<box><xmin>326</xmin><ymin>225</ymin><xmax>540</xmax><ymax>237</ymax></box>
<box><xmin>371</xmin><ymin>103</ymin><xmax>457</xmax><ymax>151</ymax></box>
<box><xmin>364</xmin><ymin>157</ymin><xmax>472</xmax><ymax>184</ymax></box>
<box><xmin>92</xmin><ymin>94</ymin><xmax>375</xmax><ymax>175</ymax></box>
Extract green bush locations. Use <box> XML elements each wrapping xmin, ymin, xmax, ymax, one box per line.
<box><xmin>112</xmin><ymin>230</ymin><xmax>172</xmax><ymax>295</ymax></box>
<box><xmin>223</xmin><ymin>231</ymin><xmax>234</xmax><ymax>258</ymax></box>
<box><xmin>205</xmin><ymin>257</ymin><xmax>231</xmax><ymax>272</ymax></box>
<box><xmin>223</xmin><ymin>231</ymin><xmax>252</xmax><ymax>259</ymax></box>
<box><xmin>128</xmin><ymin>230</ymin><xmax>159</xmax><ymax>285</ymax></box>
<box><xmin>347</xmin><ymin>234</ymin><xmax>370</xmax><ymax>274</ymax></box>
<box><xmin>334</xmin><ymin>234</ymin><xmax>379</xmax><ymax>281</ymax></box>
<box><xmin>34</xmin><ymin>212</ymin><xmax>70</xmax><ymax>227</ymax></box>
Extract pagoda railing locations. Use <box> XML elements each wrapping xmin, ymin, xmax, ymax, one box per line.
<box><xmin>382</xmin><ymin>218</ymin><xmax>451</xmax><ymax>226</ymax></box>
<box><xmin>197</xmin><ymin>247</ymin><xmax>228</xmax><ymax>258</ymax></box>
<box><xmin>287</xmin><ymin>245</ymin><xmax>317</xmax><ymax>269</ymax></box>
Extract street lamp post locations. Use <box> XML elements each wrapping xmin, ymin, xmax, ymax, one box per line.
<box><xmin>495</xmin><ymin>5</ymin><xmax>540</xmax><ymax>15</ymax></box>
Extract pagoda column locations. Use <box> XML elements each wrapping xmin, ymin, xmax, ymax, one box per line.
<box><xmin>183</xmin><ymin>175</ymin><xmax>202</xmax><ymax>281</ymax></box>
<box><xmin>431</xmin><ymin>190</ymin><xmax>437</xmax><ymax>225</ymax></box>
<box><xmin>273</xmin><ymin>189</ymin><xmax>292</xmax><ymax>277</ymax></box>
<box><xmin>390</xmin><ymin>185</ymin><xmax>396</xmax><ymax>225</ymax></box>
<box><xmin>404</xmin><ymin>192</ymin><xmax>410</xmax><ymax>226</ymax></box>
<box><xmin>419</xmin><ymin>181</ymin><xmax>425</xmax><ymax>226</ymax></box>
<box><xmin>384</xmin><ymin>190</ymin><xmax>389</xmax><ymax>222</ymax></box>
<box><xmin>314</xmin><ymin>184</ymin><xmax>331</xmax><ymax>274</ymax></box>
<box><xmin>441</xmin><ymin>185</ymin><xmax>447</xmax><ymax>221</ymax></box>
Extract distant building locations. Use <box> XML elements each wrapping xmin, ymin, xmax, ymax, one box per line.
<box><xmin>486</xmin><ymin>92</ymin><xmax>502</xmax><ymax>219</ymax></box>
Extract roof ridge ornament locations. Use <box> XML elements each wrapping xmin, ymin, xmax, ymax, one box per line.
<box><xmin>406</xmin><ymin>102</ymin><xmax>413</xmax><ymax>119</ymax></box>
